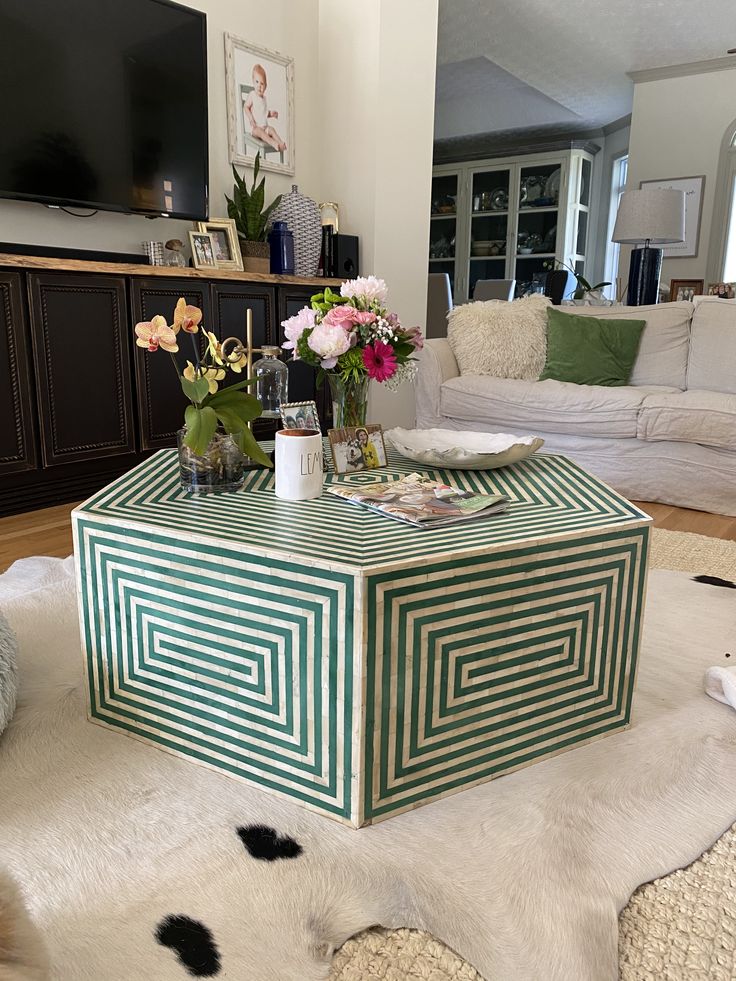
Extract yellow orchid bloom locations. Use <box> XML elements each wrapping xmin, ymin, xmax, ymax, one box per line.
<box><xmin>205</xmin><ymin>330</ymin><xmax>225</xmax><ymax>365</ymax></box>
<box><xmin>183</xmin><ymin>361</ymin><xmax>226</xmax><ymax>395</ymax></box>
<box><xmin>134</xmin><ymin>315</ymin><xmax>178</xmax><ymax>353</ymax></box>
<box><xmin>172</xmin><ymin>298</ymin><xmax>202</xmax><ymax>334</ymax></box>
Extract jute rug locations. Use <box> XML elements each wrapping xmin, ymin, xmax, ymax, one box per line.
<box><xmin>0</xmin><ymin>528</ymin><xmax>734</xmax><ymax>980</ymax></box>
<box><xmin>334</xmin><ymin>529</ymin><xmax>736</xmax><ymax>981</ymax></box>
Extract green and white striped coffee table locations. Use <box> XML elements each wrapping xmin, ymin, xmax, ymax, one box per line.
<box><xmin>73</xmin><ymin>447</ymin><xmax>651</xmax><ymax>827</ymax></box>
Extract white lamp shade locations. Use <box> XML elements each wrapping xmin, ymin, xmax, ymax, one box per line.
<box><xmin>612</xmin><ymin>188</ymin><xmax>685</xmax><ymax>245</ymax></box>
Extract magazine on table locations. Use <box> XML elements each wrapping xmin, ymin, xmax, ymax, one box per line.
<box><xmin>328</xmin><ymin>473</ymin><xmax>509</xmax><ymax>527</ymax></box>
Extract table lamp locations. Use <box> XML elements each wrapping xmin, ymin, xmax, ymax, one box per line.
<box><xmin>612</xmin><ymin>188</ymin><xmax>685</xmax><ymax>305</ymax></box>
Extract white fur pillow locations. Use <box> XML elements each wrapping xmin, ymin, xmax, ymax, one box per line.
<box><xmin>447</xmin><ymin>294</ymin><xmax>551</xmax><ymax>379</ymax></box>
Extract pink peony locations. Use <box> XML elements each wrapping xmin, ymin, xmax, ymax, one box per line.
<box><xmin>281</xmin><ymin>306</ymin><xmax>316</xmax><ymax>351</ymax></box>
<box><xmin>353</xmin><ymin>311</ymin><xmax>377</xmax><ymax>326</ymax></box>
<box><xmin>405</xmin><ymin>325</ymin><xmax>424</xmax><ymax>350</ymax></box>
<box><xmin>307</xmin><ymin>319</ymin><xmax>352</xmax><ymax>368</ymax></box>
<box><xmin>363</xmin><ymin>341</ymin><xmax>397</xmax><ymax>382</ymax></box>
<box><xmin>323</xmin><ymin>304</ymin><xmax>358</xmax><ymax>329</ymax></box>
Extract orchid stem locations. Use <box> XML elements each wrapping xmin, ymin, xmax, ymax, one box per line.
<box><xmin>190</xmin><ymin>331</ymin><xmax>201</xmax><ymax>370</ymax></box>
<box><xmin>168</xmin><ymin>351</ymin><xmax>181</xmax><ymax>379</ymax></box>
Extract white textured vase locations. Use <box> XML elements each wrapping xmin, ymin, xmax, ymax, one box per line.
<box><xmin>275</xmin><ymin>430</ymin><xmax>324</xmax><ymax>501</ymax></box>
<box><xmin>269</xmin><ymin>185</ymin><xmax>322</xmax><ymax>277</ymax></box>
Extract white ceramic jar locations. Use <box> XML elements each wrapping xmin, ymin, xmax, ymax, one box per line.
<box><xmin>275</xmin><ymin>429</ymin><xmax>324</xmax><ymax>501</ymax></box>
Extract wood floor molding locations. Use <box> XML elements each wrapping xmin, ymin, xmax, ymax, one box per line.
<box><xmin>1</xmin><ymin>499</ymin><xmax>735</xmax><ymax>575</ymax></box>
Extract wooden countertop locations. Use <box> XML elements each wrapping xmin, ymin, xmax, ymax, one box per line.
<box><xmin>0</xmin><ymin>253</ymin><xmax>342</xmax><ymax>288</ymax></box>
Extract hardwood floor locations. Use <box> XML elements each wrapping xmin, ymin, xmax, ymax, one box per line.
<box><xmin>1</xmin><ymin>498</ymin><xmax>735</xmax><ymax>575</ymax></box>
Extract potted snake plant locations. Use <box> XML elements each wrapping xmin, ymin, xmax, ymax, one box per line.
<box><xmin>225</xmin><ymin>152</ymin><xmax>282</xmax><ymax>273</ymax></box>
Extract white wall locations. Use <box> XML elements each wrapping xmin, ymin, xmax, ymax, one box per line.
<box><xmin>318</xmin><ymin>0</ymin><xmax>439</xmax><ymax>428</ymax></box>
<box><xmin>591</xmin><ymin>123</ymin><xmax>630</xmax><ymax>288</ymax></box>
<box><xmin>624</xmin><ymin>66</ymin><xmax>736</xmax><ymax>286</ymax></box>
<box><xmin>0</xmin><ymin>0</ymin><xmax>321</xmax><ymax>255</ymax></box>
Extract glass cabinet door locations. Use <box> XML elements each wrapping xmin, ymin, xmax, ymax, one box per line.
<box><xmin>467</xmin><ymin>167</ymin><xmax>511</xmax><ymax>300</ymax></box>
<box><xmin>515</xmin><ymin>161</ymin><xmax>561</xmax><ymax>296</ymax></box>
<box><xmin>429</xmin><ymin>173</ymin><xmax>459</xmax><ymax>297</ymax></box>
<box><xmin>568</xmin><ymin>154</ymin><xmax>592</xmax><ymax>281</ymax></box>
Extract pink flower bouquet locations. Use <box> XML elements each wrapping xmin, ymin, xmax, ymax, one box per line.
<box><xmin>281</xmin><ymin>277</ymin><xmax>423</xmax><ymax>393</ymax></box>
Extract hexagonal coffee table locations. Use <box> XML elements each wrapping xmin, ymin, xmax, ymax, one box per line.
<box><xmin>73</xmin><ymin>446</ymin><xmax>651</xmax><ymax>827</ymax></box>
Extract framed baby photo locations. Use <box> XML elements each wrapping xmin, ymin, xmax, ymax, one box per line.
<box><xmin>329</xmin><ymin>425</ymin><xmax>388</xmax><ymax>475</ymax></box>
<box><xmin>188</xmin><ymin>231</ymin><xmax>218</xmax><ymax>270</ymax></box>
<box><xmin>195</xmin><ymin>218</ymin><xmax>243</xmax><ymax>271</ymax></box>
<box><xmin>280</xmin><ymin>400</ymin><xmax>321</xmax><ymax>432</ymax></box>
<box><xmin>224</xmin><ymin>33</ymin><xmax>295</xmax><ymax>175</ymax></box>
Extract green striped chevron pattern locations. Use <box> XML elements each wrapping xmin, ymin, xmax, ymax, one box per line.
<box><xmin>75</xmin><ymin>518</ymin><xmax>356</xmax><ymax>820</ymax></box>
<box><xmin>363</xmin><ymin>526</ymin><xmax>649</xmax><ymax>822</ymax></box>
<box><xmin>77</xmin><ymin>446</ymin><xmax>650</xmax><ymax>572</ymax></box>
<box><xmin>74</xmin><ymin>446</ymin><xmax>650</xmax><ymax>826</ymax></box>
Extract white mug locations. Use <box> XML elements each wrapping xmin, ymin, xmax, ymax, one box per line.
<box><xmin>275</xmin><ymin>429</ymin><xmax>324</xmax><ymax>501</ymax></box>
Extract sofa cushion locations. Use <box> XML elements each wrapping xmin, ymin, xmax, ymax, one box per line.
<box><xmin>447</xmin><ymin>294</ymin><xmax>550</xmax><ymax>380</ymax></box>
<box><xmin>555</xmin><ymin>301</ymin><xmax>692</xmax><ymax>389</ymax></box>
<box><xmin>687</xmin><ymin>298</ymin><xmax>736</xmax><ymax>393</ymax></box>
<box><xmin>540</xmin><ymin>307</ymin><xmax>645</xmax><ymax>386</ymax></box>
<box><xmin>637</xmin><ymin>389</ymin><xmax>736</xmax><ymax>450</ymax></box>
<box><xmin>440</xmin><ymin>375</ymin><xmax>679</xmax><ymax>438</ymax></box>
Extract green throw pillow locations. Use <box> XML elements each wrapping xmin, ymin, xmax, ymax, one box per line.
<box><xmin>539</xmin><ymin>307</ymin><xmax>646</xmax><ymax>387</ymax></box>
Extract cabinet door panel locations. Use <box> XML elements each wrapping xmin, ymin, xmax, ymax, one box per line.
<box><xmin>132</xmin><ymin>279</ymin><xmax>211</xmax><ymax>449</ymax></box>
<box><xmin>28</xmin><ymin>274</ymin><xmax>134</xmax><ymax>467</ymax></box>
<box><xmin>278</xmin><ymin>287</ymin><xmax>330</xmax><ymax>429</ymax></box>
<box><xmin>0</xmin><ymin>272</ymin><xmax>38</xmax><ymax>475</ymax></box>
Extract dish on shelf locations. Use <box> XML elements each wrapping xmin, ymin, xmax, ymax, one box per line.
<box><xmin>490</xmin><ymin>188</ymin><xmax>508</xmax><ymax>210</ymax></box>
<box><xmin>472</xmin><ymin>239</ymin><xmax>505</xmax><ymax>257</ymax></box>
<box><xmin>384</xmin><ymin>428</ymin><xmax>545</xmax><ymax>471</ymax></box>
<box><xmin>544</xmin><ymin>169</ymin><xmax>561</xmax><ymax>202</ymax></box>
<box><xmin>518</xmin><ymin>247</ymin><xmax>533</xmax><ymax>255</ymax></box>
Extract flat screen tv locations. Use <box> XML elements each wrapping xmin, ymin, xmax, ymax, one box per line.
<box><xmin>0</xmin><ymin>0</ymin><xmax>208</xmax><ymax>219</ymax></box>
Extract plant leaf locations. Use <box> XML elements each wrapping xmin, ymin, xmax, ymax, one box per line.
<box><xmin>213</xmin><ymin>395</ymin><xmax>262</xmax><ymax>425</ymax></box>
<box><xmin>181</xmin><ymin>374</ymin><xmax>210</xmax><ymax>404</ymax></box>
<box><xmin>183</xmin><ymin>405</ymin><xmax>218</xmax><ymax>457</ymax></box>
<box><xmin>236</xmin><ymin>425</ymin><xmax>273</xmax><ymax>468</ymax></box>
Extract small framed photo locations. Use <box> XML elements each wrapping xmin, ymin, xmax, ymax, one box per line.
<box><xmin>329</xmin><ymin>425</ymin><xmax>387</xmax><ymax>475</ymax></box>
<box><xmin>224</xmin><ymin>33</ymin><xmax>295</xmax><ymax>175</ymax></box>
<box><xmin>708</xmin><ymin>282</ymin><xmax>736</xmax><ymax>299</ymax></box>
<box><xmin>188</xmin><ymin>231</ymin><xmax>218</xmax><ymax>270</ymax></box>
<box><xmin>195</xmin><ymin>218</ymin><xmax>243</xmax><ymax>271</ymax></box>
<box><xmin>280</xmin><ymin>400</ymin><xmax>320</xmax><ymax>431</ymax></box>
<box><xmin>669</xmin><ymin>278</ymin><xmax>704</xmax><ymax>302</ymax></box>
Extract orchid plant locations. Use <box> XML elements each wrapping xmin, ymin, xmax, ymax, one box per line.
<box><xmin>281</xmin><ymin>276</ymin><xmax>423</xmax><ymax>389</ymax></box>
<box><xmin>134</xmin><ymin>298</ymin><xmax>272</xmax><ymax>467</ymax></box>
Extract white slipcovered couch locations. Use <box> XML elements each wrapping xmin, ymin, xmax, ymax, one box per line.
<box><xmin>414</xmin><ymin>298</ymin><xmax>736</xmax><ymax>516</ymax></box>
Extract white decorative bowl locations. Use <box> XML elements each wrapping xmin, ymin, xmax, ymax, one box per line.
<box><xmin>384</xmin><ymin>428</ymin><xmax>545</xmax><ymax>471</ymax></box>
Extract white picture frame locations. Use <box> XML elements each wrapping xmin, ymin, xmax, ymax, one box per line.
<box><xmin>195</xmin><ymin>218</ymin><xmax>243</xmax><ymax>271</ymax></box>
<box><xmin>225</xmin><ymin>33</ymin><xmax>295</xmax><ymax>176</ymax></box>
<box><xmin>640</xmin><ymin>175</ymin><xmax>705</xmax><ymax>258</ymax></box>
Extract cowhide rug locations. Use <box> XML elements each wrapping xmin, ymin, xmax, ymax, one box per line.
<box><xmin>0</xmin><ymin>555</ymin><xmax>734</xmax><ymax>981</ymax></box>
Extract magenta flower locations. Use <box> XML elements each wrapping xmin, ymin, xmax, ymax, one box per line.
<box><xmin>363</xmin><ymin>341</ymin><xmax>397</xmax><ymax>382</ymax></box>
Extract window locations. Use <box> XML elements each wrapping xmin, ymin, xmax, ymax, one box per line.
<box><xmin>722</xmin><ymin>134</ymin><xmax>736</xmax><ymax>281</ymax></box>
<box><xmin>603</xmin><ymin>154</ymin><xmax>628</xmax><ymax>300</ymax></box>
<box><xmin>709</xmin><ymin>120</ymin><xmax>736</xmax><ymax>283</ymax></box>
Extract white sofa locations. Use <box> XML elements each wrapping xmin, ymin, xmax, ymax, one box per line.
<box><xmin>414</xmin><ymin>298</ymin><xmax>736</xmax><ymax>516</ymax></box>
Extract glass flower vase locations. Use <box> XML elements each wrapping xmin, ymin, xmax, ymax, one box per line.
<box><xmin>177</xmin><ymin>429</ymin><xmax>247</xmax><ymax>494</ymax></box>
<box><xmin>327</xmin><ymin>374</ymin><xmax>370</xmax><ymax>428</ymax></box>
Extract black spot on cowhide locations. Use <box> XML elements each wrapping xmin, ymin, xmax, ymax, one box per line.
<box><xmin>693</xmin><ymin>575</ymin><xmax>736</xmax><ymax>589</ymax></box>
<box><xmin>237</xmin><ymin>824</ymin><xmax>303</xmax><ymax>861</ymax></box>
<box><xmin>156</xmin><ymin>914</ymin><xmax>221</xmax><ymax>977</ymax></box>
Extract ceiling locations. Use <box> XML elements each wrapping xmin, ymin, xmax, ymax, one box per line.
<box><xmin>435</xmin><ymin>0</ymin><xmax>736</xmax><ymax>141</ymax></box>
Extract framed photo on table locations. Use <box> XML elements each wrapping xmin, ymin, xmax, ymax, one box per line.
<box><xmin>188</xmin><ymin>231</ymin><xmax>218</xmax><ymax>270</ymax></box>
<box><xmin>225</xmin><ymin>33</ymin><xmax>295</xmax><ymax>175</ymax></box>
<box><xmin>707</xmin><ymin>282</ymin><xmax>736</xmax><ymax>299</ymax></box>
<box><xmin>640</xmin><ymin>175</ymin><xmax>705</xmax><ymax>258</ymax></box>
<box><xmin>669</xmin><ymin>278</ymin><xmax>704</xmax><ymax>302</ymax></box>
<box><xmin>280</xmin><ymin>400</ymin><xmax>320</xmax><ymax>431</ymax></box>
<box><xmin>329</xmin><ymin>425</ymin><xmax>387</xmax><ymax>475</ymax></box>
<box><xmin>195</xmin><ymin>219</ymin><xmax>243</xmax><ymax>271</ymax></box>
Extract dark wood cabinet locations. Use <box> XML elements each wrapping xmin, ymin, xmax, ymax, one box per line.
<box><xmin>0</xmin><ymin>256</ymin><xmax>340</xmax><ymax>516</ymax></box>
<box><xmin>0</xmin><ymin>272</ymin><xmax>38</xmax><ymax>475</ymax></box>
<box><xmin>131</xmin><ymin>278</ymin><xmax>212</xmax><ymax>450</ymax></box>
<box><xmin>28</xmin><ymin>273</ymin><xmax>135</xmax><ymax>467</ymax></box>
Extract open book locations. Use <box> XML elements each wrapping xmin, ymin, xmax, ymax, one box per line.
<box><xmin>328</xmin><ymin>473</ymin><xmax>509</xmax><ymax>528</ymax></box>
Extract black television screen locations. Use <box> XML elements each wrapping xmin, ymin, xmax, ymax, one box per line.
<box><xmin>0</xmin><ymin>0</ymin><xmax>208</xmax><ymax>219</ymax></box>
